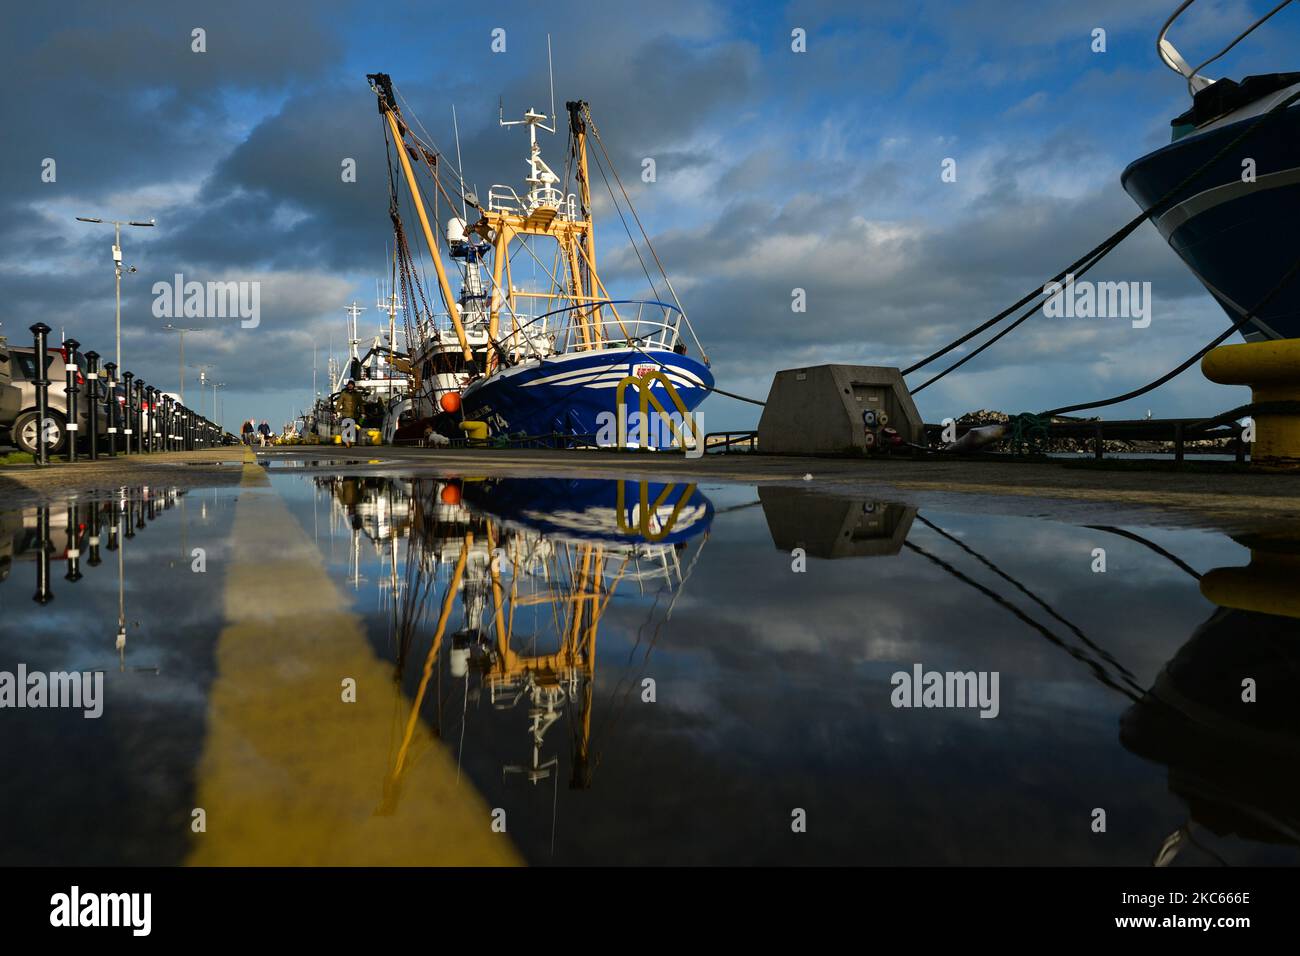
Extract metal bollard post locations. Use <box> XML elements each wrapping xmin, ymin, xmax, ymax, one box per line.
<box><xmin>85</xmin><ymin>351</ymin><xmax>101</xmax><ymax>460</ymax></box>
<box><xmin>64</xmin><ymin>338</ymin><xmax>81</xmax><ymax>463</ymax></box>
<box><xmin>29</xmin><ymin>323</ymin><xmax>52</xmax><ymax>466</ymax></box>
<box><xmin>105</xmin><ymin>498</ymin><xmax>120</xmax><ymax>552</ymax></box>
<box><xmin>121</xmin><ymin>372</ymin><xmax>135</xmax><ymax>455</ymax></box>
<box><xmin>33</xmin><ymin>504</ymin><xmax>54</xmax><ymax>604</ymax></box>
<box><xmin>64</xmin><ymin>501</ymin><xmax>83</xmax><ymax>583</ymax></box>
<box><xmin>148</xmin><ymin>386</ymin><xmax>160</xmax><ymax>452</ymax></box>
<box><xmin>162</xmin><ymin>395</ymin><xmax>172</xmax><ymax>451</ymax></box>
<box><xmin>135</xmin><ymin>381</ymin><xmax>147</xmax><ymax>453</ymax></box>
<box><xmin>87</xmin><ymin>503</ymin><xmax>104</xmax><ymax>567</ymax></box>
<box><xmin>143</xmin><ymin>385</ymin><xmax>154</xmax><ymax>452</ymax></box>
<box><xmin>103</xmin><ymin>362</ymin><xmax>118</xmax><ymax>456</ymax></box>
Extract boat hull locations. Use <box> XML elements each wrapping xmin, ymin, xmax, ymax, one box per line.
<box><xmin>462</xmin><ymin>476</ymin><xmax>714</xmax><ymax>546</ymax></box>
<box><xmin>1121</xmin><ymin>101</ymin><xmax>1300</xmax><ymax>341</ymax></box>
<box><xmin>460</xmin><ymin>347</ymin><xmax>713</xmax><ymax>448</ymax></box>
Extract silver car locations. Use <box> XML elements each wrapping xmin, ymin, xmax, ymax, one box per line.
<box><xmin>0</xmin><ymin>343</ymin><xmax>112</xmax><ymax>455</ymax></box>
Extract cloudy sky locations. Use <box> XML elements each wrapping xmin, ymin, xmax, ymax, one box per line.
<box><xmin>1</xmin><ymin>0</ymin><xmax>1293</xmax><ymax>431</ymax></box>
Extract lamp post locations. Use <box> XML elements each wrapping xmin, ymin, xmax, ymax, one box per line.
<box><xmin>75</xmin><ymin>216</ymin><xmax>155</xmax><ymax>372</ymax></box>
<box><xmin>214</xmin><ymin>383</ymin><xmax>227</xmax><ymax>435</ymax></box>
<box><xmin>189</xmin><ymin>364</ymin><xmax>216</xmax><ymax>428</ymax></box>
<box><xmin>163</xmin><ymin>324</ymin><xmax>204</xmax><ymax>405</ymax></box>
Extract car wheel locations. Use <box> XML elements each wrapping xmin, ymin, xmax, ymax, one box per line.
<box><xmin>13</xmin><ymin>410</ymin><xmax>66</xmax><ymax>455</ymax></box>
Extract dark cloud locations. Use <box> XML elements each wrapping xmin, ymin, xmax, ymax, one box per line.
<box><xmin>0</xmin><ymin>0</ymin><xmax>1276</xmax><ymax>429</ymax></box>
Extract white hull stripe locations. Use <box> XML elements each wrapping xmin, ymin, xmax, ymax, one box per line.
<box><xmin>1155</xmin><ymin>165</ymin><xmax>1300</xmax><ymax>238</ymax></box>
<box><xmin>522</xmin><ymin>365</ymin><xmax>707</xmax><ymax>389</ymax></box>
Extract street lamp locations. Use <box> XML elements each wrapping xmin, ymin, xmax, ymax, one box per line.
<box><xmin>189</xmin><ymin>363</ymin><xmax>216</xmax><ymax>422</ymax></box>
<box><xmin>75</xmin><ymin>216</ymin><xmax>155</xmax><ymax>372</ymax></box>
<box><xmin>163</xmin><ymin>324</ymin><xmax>205</xmax><ymax>405</ymax></box>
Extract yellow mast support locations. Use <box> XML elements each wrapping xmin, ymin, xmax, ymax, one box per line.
<box><xmin>487</xmin><ymin>225</ymin><xmax>510</xmax><ymax>372</ymax></box>
<box><xmin>382</xmin><ymin>108</ymin><xmax>473</xmax><ymax>361</ymax></box>
<box><xmin>574</xmin><ymin>107</ymin><xmax>598</xmax><ymax>304</ymax></box>
<box><xmin>394</xmin><ymin>533</ymin><xmax>471</xmax><ymax>775</ymax></box>
<box><xmin>572</xmin><ymin>104</ymin><xmax>601</xmax><ymax>330</ymax></box>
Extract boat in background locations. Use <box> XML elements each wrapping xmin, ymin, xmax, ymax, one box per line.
<box><xmin>367</xmin><ymin>70</ymin><xmax>712</xmax><ymax>448</ymax></box>
<box><xmin>1121</xmin><ymin>0</ymin><xmax>1300</xmax><ymax>341</ymax></box>
<box><xmin>303</xmin><ymin>298</ymin><xmax>411</xmax><ymax>442</ymax></box>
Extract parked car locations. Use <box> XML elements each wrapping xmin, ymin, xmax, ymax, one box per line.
<box><xmin>0</xmin><ymin>338</ymin><xmax>23</xmax><ymax>442</ymax></box>
<box><xmin>0</xmin><ymin>342</ymin><xmax>112</xmax><ymax>455</ymax></box>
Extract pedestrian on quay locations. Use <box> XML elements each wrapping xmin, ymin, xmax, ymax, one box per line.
<box><xmin>258</xmin><ymin>419</ymin><xmax>272</xmax><ymax>447</ymax></box>
<box><xmin>336</xmin><ymin>381</ymin><xmax>363</xmax><ymax>449</ymax></box>
<box><xmin>242</xmin><ymin>419</ymin><xmax>255</xmax><ymax>446</ymax></box>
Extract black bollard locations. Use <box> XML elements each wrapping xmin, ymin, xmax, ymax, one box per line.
<box><xmin>64</xmin><ymin>501</ymin><xmax>83</xmax><ymax>583</ymax></box>
<box><xmin>33</xmin><ymin>504</ymin><xmax>54</xmax><ymax>604</ymax></box>
<box><xmin>136</xmin><ymin>382</ymin><xmax>148</xmax><ymax>453</ymax></box>
<box><xmin>105</xmin><ymin>499</ymin><xmax>120</xmax><ymax>552</ymax></box>
<box><xmin>87</xmin><ymin>503</ymin><xmax>104</xmax><ymax>567</ymax></box>
<box><xmin>121</xmin><ymin>371</ymin><xmax>135</xmax><ymax>455</ymax></box>
<box><xmin>29</xmin><ymin>323</ymin><xmax>52</xmax><ymax>466</ymax></box>
<box><xmin>64</xmin><ymin>338</ymin><xmax>81</xmax><ymax>463</ymax></box>
<box><xmin>84</xmin><ymin>351</ymin><xmax>101</xmax><ymax>460</ymax></box>
<box><xmin>103</xmin><ymin>362</ymin><xmax>119</xmax><ymax>457</ymax></box>
<box><xmin>147</xmin><ymin>386</ymin><xmax>159</xmax><ymax>452</ymax></box>
<box><xmin>140</xmin><ymin>385</ymin><xmax>151</xmax><ymax>453</ymax></box>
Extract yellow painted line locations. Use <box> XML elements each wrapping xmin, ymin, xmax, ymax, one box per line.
<box><xmin>186</xmin><ymin>447</ymin><xmax>520</xmax><ymax>865</ymax></box>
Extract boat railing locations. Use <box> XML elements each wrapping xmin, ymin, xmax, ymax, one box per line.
<box><xmin>487</xmin><ymin>184</ymin><xmax>577</xmax><ymax>220</ymax></box>
<box><xmin>1157</xmin><ymin>0</ymin><xmax>1295</xmax><ymax>96</ymax></box>
<box><xmin>550</xmin><ymin>300</ymin><xmax>684</xmax><ymax>354</ymax></box>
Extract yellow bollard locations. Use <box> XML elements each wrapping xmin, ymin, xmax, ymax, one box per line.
<box><xmin>459</xmin><ymin>420</ymin><xmax>489</xmax><ymax>441</ymax></box>
<box><xmin>1201</xmin><ymin>536</ymin><xmax>1300</xmax><ymax>619</ymax></box>
<box><xmin>1202</xmin><ymin>339</ymin><xmax>1300</xmax><ymax>471</ymax></box>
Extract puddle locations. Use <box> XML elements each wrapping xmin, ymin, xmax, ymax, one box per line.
<box><xmin>260</xmin><ymin>458</ymin><xmax>391</xmax><ymax>469</ymax></box>
<box><xmin>2</xmin><ymin>473</ymin><xmax>1298</xmax><ymax>865</ymax></box>
<box><xmin>0</xmin><ymin>486</ymin><xmax>239</xmax><ymax>865</ymax></box>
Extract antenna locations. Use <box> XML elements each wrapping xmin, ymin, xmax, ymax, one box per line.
<box><xmin>452</xmin><ymin>104</ymin><xmax>469</xmax><ymax>220</ymax></box>
<box><xmin>547</xmin><ymin>34</ymin><xmax>556</xmax><ymax>130</ymax></box>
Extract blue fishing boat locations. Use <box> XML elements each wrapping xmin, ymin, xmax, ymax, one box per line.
<box><xmin>368</xmin><ymin>72</ymin><xmax>712</xmax><ymax>448</ymax></box>
<box><xmin>1121</xmin><ymin>1</ymin><xmax>1300</xmax><ymax>341</ymax></box>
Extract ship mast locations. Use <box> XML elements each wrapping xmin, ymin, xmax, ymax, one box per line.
<box><xmin>367</xmin><ymin>73</ymin><xmax>474</xmax><ymax>362</ymax></box>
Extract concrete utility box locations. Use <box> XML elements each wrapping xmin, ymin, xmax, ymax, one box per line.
<box><xmin>760</xmin><ymin>488</ymin><xmax>916</xmax><ymax>558</ymax></box>
<box><xmin>757</xmin><ymin>365</ymin><xmax>923</xmax><ymax>454</ymax></box>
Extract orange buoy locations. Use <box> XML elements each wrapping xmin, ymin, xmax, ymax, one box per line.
<box><xmin>440</xmin><ymin>391</ymin><xmax>462</xmax><ymax>413</ymax></box>
<box><xmin>440</xmin><ymin>483</ymin><xmax>462</xmax><ymax>505</ymax></box>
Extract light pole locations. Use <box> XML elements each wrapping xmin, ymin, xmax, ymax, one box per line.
<box><xmin>189</xmin><ymin>364</ymin><xmax>216</xmax><ymax>423</ymax></box>
<box><xmin>75</xmin><ymin>216</ymin><xmax>155</xmax><ymax>372</ymax></box>
<box><xmin>163</xmin><ymin>324</ymin><xmax>204</xmax><ymax>405</ymax></box>
<box><xmin>214</xmin><ymin>383</ymin><xmax>227</xmax><ymax>433</ymax></box>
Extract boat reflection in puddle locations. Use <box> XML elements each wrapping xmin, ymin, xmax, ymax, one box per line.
<box><xmin>1122</xmin><ymin>530</ymin><xmax>1300</xmax><ymax>864</ymax></box>
<box><xmin>317</xmin><ymin>475</ymin><xmax>712</xmax><ymax>802</ymax></box>
<box><xmin>304</xmin><ymin>475</ymin><xmax>1300</xmax><ymax>864</ymax></box>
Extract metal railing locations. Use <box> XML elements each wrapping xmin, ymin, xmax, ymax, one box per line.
<box><xmin>487</xmin><ymin>184</ymin><xmax>577</xmax><ymax>220</ymax></box>
<box><xmin>17</xmin><ymin>322</ymin><xmax>223</xmax><ymax>465</ymax></box>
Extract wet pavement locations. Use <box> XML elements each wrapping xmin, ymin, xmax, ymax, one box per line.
<box><xmin>1</xmin><ymin>459</ymin><xmax>1297</xmax><ymax>865</ymax></box>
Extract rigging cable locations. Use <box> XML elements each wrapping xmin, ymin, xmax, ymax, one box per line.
<box><xmin>1038</xmin><ymin>249</ymin><xmax>1300</xmax><ymax>418</ymax></box>
<box><xmin>1184</xmin><ymin>0</ymin><xmax>1294</xmax><ymax>94</ymax></box>
<box><xmin>901</xmin><ymin>87</ymin><xmax>1300</xmax><ymax>379</ymax></box>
